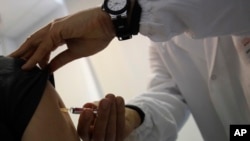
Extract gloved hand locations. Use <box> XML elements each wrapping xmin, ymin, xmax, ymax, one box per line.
<box><xmin>77</xmin><ymin>94</ymin><xmax>142</xmax><ymax>141</ymax></box>
<box><xmin>9</xmin><ymin>7</ymin><xmax>115</xmax><ymax>72</ymax></box>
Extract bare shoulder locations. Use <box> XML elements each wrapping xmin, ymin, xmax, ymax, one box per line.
<box><xmin>22</xmin><ymin>81</ymin><xmax>80</xmax><ymax>141</ymax></box>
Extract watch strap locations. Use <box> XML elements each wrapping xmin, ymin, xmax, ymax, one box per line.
<box><xmin>129</xmin><ymin>0</ymin><xmax>141</xmax><ymax>35</ymax></box>
<box><xmin>113</xmin><ymin>15</ymin><xmax>132</xmax><ymax>40</ymax></box>
<box><xmin>102</xmin><ymin>0</ymin><xmax>141</xmax><ymax>41</ymax></box>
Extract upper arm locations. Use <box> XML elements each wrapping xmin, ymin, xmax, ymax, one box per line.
<box><xmin>22</xmin><ymin>81</ymin><xmax>80</xmax><ymax>141</ymax></box>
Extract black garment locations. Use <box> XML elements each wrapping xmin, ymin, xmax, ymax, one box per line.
<box><xmin>0</xmin><ymin>56</ymin><xmax>49</xmax><ymax>141</ymax></box>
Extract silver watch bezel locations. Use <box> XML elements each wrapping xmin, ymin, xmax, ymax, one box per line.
<box><xmin>102</xmin><ymin>0</ymin><xmax>129</xmax><ymax>15</ymax></box>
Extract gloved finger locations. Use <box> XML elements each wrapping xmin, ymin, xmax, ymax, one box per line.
<box><xmin>9</xmin><ymin>24</ymin><xmax>51</xmax><ymax>58</ymax></box>
<box><xmin>48</xmin><ymin>48</ymin><xmax>80</xmax><ymax>72</ymax></box>
<box><xmin>83</xmin><ymin>103</ymin><xmax>98</xmax><ymax>109</ymax></box>
<box><xmin>92</xmin><ymin>98</ymin><xmax>111</xmax><ymax>141</ymax></box>
<box><xmin>242</xmin><ymin>38</ymin><xmax>250</xmax><ymax>46</ymax></box>
<box><xmin>104</xmin><ymin>94</ymin><xmax>116</xmax><ymax>141</ymax></box>
<box><xmin>77</xmin><ymin>109</ymin><xmax>95</xmax><ymax>141</ymax></box>
<box><xmin>38</xmin><ymin>52</ymin><xmax>51</xmax><ymax>69</ymax></box>
<box><xmin>21</xmin><ymin>36</ymin><xmax>54</xmax><ymax>70</ymax></box>
<box><xmin>115</xmin><ymin>96</ymin><xmax>125</xmax><ymax>141</ymax></box>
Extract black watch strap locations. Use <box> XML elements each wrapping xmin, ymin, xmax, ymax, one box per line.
<box><xmin>102</xmin><ymin>0</ymin><xmax>141</xmax><ymax>41</ymax></box>
<box><xmin>113</xmin><ymin>16</ymin><xmax>132</xmax><ymax>41</ymax></box>
<box><xmin>129</xmin><ymin>0</ymin><xmax>142</xmax><ymax>35</ymax></box>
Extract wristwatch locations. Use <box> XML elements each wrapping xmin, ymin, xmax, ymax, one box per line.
<box><xmin>102</xmin><ymin>0</ymin><xmax>131</xmax><ymax>40</ymax></box>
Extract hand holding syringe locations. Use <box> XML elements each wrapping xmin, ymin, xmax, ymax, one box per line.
<box><xmin>71</xmin><ymin>94</ymin><xmax>129</xmax><ymax>141</ymax></box>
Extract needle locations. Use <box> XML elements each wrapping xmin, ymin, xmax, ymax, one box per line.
<box><xmin>60</xmin><ymin>107</ymin><xmax>98</xmax><ymax>115</ymax></box>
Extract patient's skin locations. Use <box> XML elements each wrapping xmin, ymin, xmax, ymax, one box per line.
<box><xmin>22</xmin><ymin>81</ymin><xmax>80</xmax><ymax>141</ymax></box>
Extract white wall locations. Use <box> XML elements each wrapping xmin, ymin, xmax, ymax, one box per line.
<box><xmin>15</xmin><ymin>5</ymin><xmax>68</xmax><ymax>46</ymax></box>
<box><xmin>89</xmin><ymin>35</ymin><xmax>150</xmax><ymax>100</ymax></box>
<box><xmin>0</xmin><ymin>36</ymin><xmax>17</xmax><ymax>55</ymax></box>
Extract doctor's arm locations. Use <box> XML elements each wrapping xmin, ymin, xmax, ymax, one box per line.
<box><xmin>77</xmin><ymin>43</ymin><xmax>190</xmax><ymax>141</ymax></box>
<box><xmin>124</xmin><ymin>42</ymin><xmax>190</xmax><ymax>141</ymax></box>
<box><xmin>10</xmin><ymin>0</ymin><xmax>250</xmax><ymax>72</ymax></box>
<box><xmin>139</xmin><ymin>0</ymin><xmax>250</xmax><ymax>41</ymax></box>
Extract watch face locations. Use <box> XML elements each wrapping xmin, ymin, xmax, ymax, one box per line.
<box><xmin>107</xmin><ymin>0</ymin><xmax>127</xmax><ymax>12</ymax></box>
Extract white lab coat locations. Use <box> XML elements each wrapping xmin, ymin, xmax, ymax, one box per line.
<box><xmin>138</xmin><ymin>0</ymin><xmax>250</xmax><ymax>42</ymax></box>
<box><xmin>124</xmin><ymin>0</ymin><xmax>250</xmax><ymax>140</ymax></box>
<box><xmin>126</xmin><ymin>35</ymin><xmax>250</xmax><ymax>141</ymax></box>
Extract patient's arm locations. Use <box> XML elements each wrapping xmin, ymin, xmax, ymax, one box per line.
<box><xmin>22</xmin><ymin>81</ymin><xmax>80</xmax><ymax>141</ymax></box>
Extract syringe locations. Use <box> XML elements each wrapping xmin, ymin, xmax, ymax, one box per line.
<box><xmin>60</xmin><ymin>107</ymin><xmax>98</xmax><ymax>114</ymax></box>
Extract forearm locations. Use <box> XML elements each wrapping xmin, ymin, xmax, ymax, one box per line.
<box><xmin>124</xmin><ymin>42</ymin><xmax>190</xmax><ymax>141</ymax></box>
<box><xmin>124</xmin><ymin>107</ymin><xmax>143</xmax><ymax>136</ymax></box>
<box><xmin>103</xmin><ymin>0</ymin><xmax>250</xmax><ymax>42</ymax></box>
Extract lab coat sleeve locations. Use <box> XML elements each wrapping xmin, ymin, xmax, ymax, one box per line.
<box><xmin>138</xmin><ymin>0</ymin><xmax>250</xmax><ymax>42</ymax></box>
<box><xmin>125</xmin><ymin>42</ymin><xmax>190</xmax><ymax>141</ymax></box>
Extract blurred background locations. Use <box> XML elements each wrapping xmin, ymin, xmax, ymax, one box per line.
<box><xmin>0</xmin><ymin>0</ymin><xmax>203</xmax><ymax>140</ymax></box>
